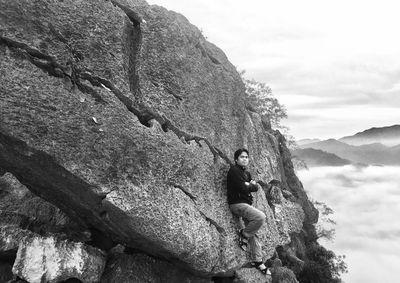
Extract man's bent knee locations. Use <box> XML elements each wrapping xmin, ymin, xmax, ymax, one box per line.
<box><xmin>256</xmin><ymin>212</ymin><xmax>266</xmax><ymax>224</ymax></box>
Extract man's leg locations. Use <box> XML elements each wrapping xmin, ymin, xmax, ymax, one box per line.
<box><xmin>230</xmin><ymin>203</ymin><xmax>266</xmax><ymax>262</ymax></box>
<box><xmin>248</xmin><ymin>233</ymin><xmax>263</xmax><ymax>262</ymax></box>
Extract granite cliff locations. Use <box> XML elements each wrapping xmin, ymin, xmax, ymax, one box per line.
<box><xmin>0</xmin><ymin>0</ymin><xmax>318</xmax><ymax>282</ymax></box>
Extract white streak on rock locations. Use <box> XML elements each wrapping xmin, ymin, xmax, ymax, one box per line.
<box><xmin>12</xmin><ymin>235</ymin><xmax>106</xmax><ymax>283</ymax></box>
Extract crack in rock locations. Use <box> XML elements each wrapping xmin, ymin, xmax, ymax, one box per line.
<box><xmin>22</xmin><ymin>0</ymin><xmax>229</xmax><ymax>164</ymax></box>
<box><xmin>79</xmin><ymin>71</ymin><xmax>232</xmax><ymax>164</ymax></box>
<box><xmin>0</xmin><ymin>3</ymin><xmax>233</xmax><ymax>165</ymax></box>
<box><xmin>150</xmin><ymin>79</ymin><xmax>183</xmax><ymax>101</ymax></box>
<box><xmin>195</xmin><ymin>42</ymin><xmax>221</xmax><ymax>65</ymax></box>
<box><xmin>105</xmin><ymin>1</ymin><xmax>232</xmax><ymax>164</ymax></box>
<box><xmin>164</xmin><ymin>84</ymin><xmax>183</xmax><ymax>101</ymax></box>
<box><xmin>170</xmin><ymin>184</ymin><xmax>225</xmax><ymax>234</ymax></box>
<box><xmin>1</xmin><ymin>34</ymin><xmax>231</xmax><ymax>164</ymax></box>
<box><xmin>0</xmin><ymin>132</ymin><xmax>118</xmax><ymax>239</ymax></box>
<box><xmin>110</xmin><ymin>0</ymin><xmax>143</xmax><ymax>26</ymax></box>
<box><xmin>198</xmin><ymin>211</ymin><xmax>225</xmax><ymax>234</ymax></box>
<box><xmin>170</xmin><ymin>183</ymin><xmax>197</xmax><ymax>201</ymax></box>
<box><xmin>0</xmin><ymin>35</ymin><xmax>106</xmax><ymax>103</ymax></box>
<box><xmin>169</xmin><ymin>183</ymin><xmax>225</xmax><ymax>235</ymax></box>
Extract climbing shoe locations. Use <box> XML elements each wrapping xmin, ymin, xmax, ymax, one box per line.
<box><xmin>251</xmin><ymin>261</ymin><xmax>271</xmax><ymax>275</ymax></box>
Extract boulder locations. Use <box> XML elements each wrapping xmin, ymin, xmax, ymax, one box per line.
<box><xmin>0</xmin><ymin>0</ymin><xmax>315</xmax><ymax>278</ymax></box>
<box><xmin>12</xmin><ymin>235</ymin><xmax>106</xmax><ymax>283</ymax></box>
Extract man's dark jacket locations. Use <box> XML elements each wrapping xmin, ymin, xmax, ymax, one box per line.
<box><xmin>227</xmin><ymin>164</ymin><xmax>258</xmax><ymax>205</ymax></box>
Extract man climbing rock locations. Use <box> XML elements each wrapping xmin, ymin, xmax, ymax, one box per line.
<box><xmin>227</xmin><ymin>148</ymin><xmax>270</xmax><ymax>275</ymax></box>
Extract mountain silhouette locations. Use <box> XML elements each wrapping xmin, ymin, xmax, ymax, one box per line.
<box><xmin>292</xmin><ymin>148</ymin><xmax>351</xmax><ymax>167</ymax></box>
<box><xmin>339</xmin><ymin>124</ymin><xmax>400</xmax><ymax>146</ymax></box>
<box><xmin>296</xmin><ymin>125</ymin><xmax>400</xmax><ymax>165</ymax></box>
<box><xmin>297</xmin><ymin>138</ymin><xmax>321</xmax><ymax>146</ymax></box>
<box><xmin>299</xmin><ymin>139</ymin><xmax>399</xmax><ymax>165</ymax></box>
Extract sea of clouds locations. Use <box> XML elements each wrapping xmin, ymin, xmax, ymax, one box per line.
<box><xmin>298</xmin><ymin>165</ymin><xmax>400</xmax><ymax>283</ymax></box>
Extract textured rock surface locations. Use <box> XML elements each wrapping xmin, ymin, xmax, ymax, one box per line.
<box><xmin>262</xmin><ymin>183</ymin><xmax>305</xmax><ymax>246</ymax></box>
<box><xmin>0</xmin><ymin>225</ymin><xmax>30</xmax><ymax>255</ymax></box>
<box><xmin>0</xmin><ymin>0</ymin><xmax>317</xmax><ymax>279</ymax></box>
<box><xmin>271</xmin><ymin>131</ymin><xmax>318</xmax><ymax>224</ymax></box>
<box><xmin>101</xmin><ymin>248</ymin><xmax>212</xmax><ymax>282</ymax></box>
<box><xmin>234</xmin><ymin>268</ymin><xmax>271</xmax><ymax>283</ymax></box>
<box><xmin>0</xmin><ymin>172</ymin><xmax>90</xmax><ymax>254</ymax></box>
<box><xmin>12</xmin><ymin>235</ymin><xmax>106</xmax><ymax>283</ymax></box>
<box><xmin>271</xmin><ymin>267</ymin><xmax>298</xmax><ymax>283</ymax></box>
<box><xmin>0</xmin><ymin>172</ymin><xmax>29</xmax><ymax>199</ymax></box>
<box><xmin>0</xmin><ymin>173</ymin><xmax>96</xmax><ymax>281</ymax></box>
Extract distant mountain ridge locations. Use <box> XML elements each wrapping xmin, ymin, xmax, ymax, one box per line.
<box><xmin>297</xmin><ymin>138</ymin><xmax>321</xmax><ymax>146</ymax></box>
<box><xmin>339</xmin><ymin>124</ymin><xmax>400</xmax><ymax>146</ymax></box>
<box><xmin>293</xmin><ymin>148</ymin><xmax>351</xmax><ymax>167</ymax></box>
<box><xmin>299</xmin><ymin>139</ymin><xmax>400</xmax><ymax>165</ymax></box>
<box><xmin>296</xmin><ymin>125</ymin><xmax>400</xmax><ymax>166</ymax></box>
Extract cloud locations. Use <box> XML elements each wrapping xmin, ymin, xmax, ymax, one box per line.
<box><xmin>298</xmin><ymin>165</ymin><xmax>400</xmax><ymax>283</ymax></box>
<box><xmin>283</xmin><ymin>106</ymin><xmax>400</xmax><ymax>139</ymax></box>
<box><xmin>283</xmin><ymin>113</ymin><xmax>316</xmax><ymax>123</ymax></box>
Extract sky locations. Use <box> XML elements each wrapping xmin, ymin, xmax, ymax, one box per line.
<box><xmin>298</xmin><ymin>165</ymin><xmax>400</xmax><ymax>283</ymax></box>
<box><xmin>146</xmin><ymin>0</ymin><xmax>400</xmax><ymax>140</ymax></box>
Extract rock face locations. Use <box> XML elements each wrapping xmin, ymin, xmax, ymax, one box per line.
<box><xmin>271</xmin><ymin>267</ymin><xmax>298</xmax><ymax>283</ymax></box>
<box><xmin>101</xmin><ymin>247</ymin><xmax>212</xmax><ymax>283</ymax></box>
<box><xmin>0</xmin><ymin>172</ymin><xmax>96</xmax><ymax>282</ymax></box>
<box><xmin>234</xmin><ymin>268</ymin><xmax>271</xmax><ymax>283</ymax></box>
<box><xmin>0</xmin><ymin>0</ymin><xmax>317</xmax><ymax>281</ymax></box>
<box><xmin>13</xmin><ymin>235</ymin><xmax>106</xmax><ymax>283</ymax></box>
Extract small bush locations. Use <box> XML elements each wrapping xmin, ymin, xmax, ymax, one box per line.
<box><xmin>298</xmin><ymin>244</ymin><xmax>347</xmax><ymax>283</ymax></box>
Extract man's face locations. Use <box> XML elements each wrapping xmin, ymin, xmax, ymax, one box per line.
<box><xmin>236</xmin><ymin>152</ymin><xmax>249</xmax><ymax>167</ymax></box>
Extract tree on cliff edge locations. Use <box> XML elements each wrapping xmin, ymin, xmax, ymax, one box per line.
<box><xmin>240</xmin><ymin>71</ymin><xmax>298</xmax><ymax>149</ymax></box>
<box><xmin>240</xmin><ymin>71</ymin><xmax>287</xmax><ymax>129</ymax></box>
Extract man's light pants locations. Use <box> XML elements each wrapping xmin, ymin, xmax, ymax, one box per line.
<box><xmin>230</xmin><ymin>203</ymin><xmax>266</xmax><ymax>262</ymax></box>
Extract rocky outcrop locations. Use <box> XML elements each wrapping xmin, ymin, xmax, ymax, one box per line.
<box><xmin>0</xmin><ymin>0</ymin><xmax>317</xmax><ymax>281</ymax></box>
<box><xmin>270</xmin><ymin>131</ymin><xmax>318</xmax><ymax>225</ymax></box>
<box><xmin>13</xmin><ymin>235</ymin><xmax>106</xmax><ymax>283</ymax></box>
